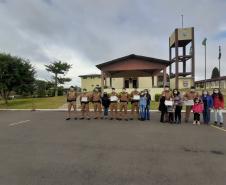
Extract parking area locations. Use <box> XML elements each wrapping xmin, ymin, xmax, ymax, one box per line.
<box><xmin>0</xmin><ymin>110</ymin><xmax>226</xmax><ymax>185</ymax></box>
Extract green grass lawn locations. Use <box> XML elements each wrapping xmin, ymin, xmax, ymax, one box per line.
<box><xmin>0</xmin><ymin>96</ymin><xmax>66</xmax><ymax>109</ymax></box>
<box><xmin>0</xmin><ymin>96</ymin><xmax>160</xmax><ymax>110</ymax></box>
<box><xmin>1</xmin><ymin>96</ymin><xmax>225</xmax><ymax>110</ymax></box>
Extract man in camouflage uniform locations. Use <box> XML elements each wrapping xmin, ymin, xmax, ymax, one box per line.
<box><xmin>80</xmin><ymin>89</ymin><xmax>91</xmax><ymax>120</ymax></box>
<box><xmin>130</xmin><ymin>88</ymin><xmax>140</xmax><ymax>120</ymax></box>
<box><xmin>183</xmin><ymin>86</ymin><xmax>199</xmax><ymax>123</ymax></box>
<box><xmin>92</xmin><ymin>88</ymin><xmax>102</xmax><ymax>119</ymax></box>
<box><xmin>66</xmin><ymin>86</ymin><xmax>77</xmax><ymax>120</ymax></box>
<box><xmin>119</xmin><ymin>88</ymin><xmax>129</xmax><ymax>121</ymax></box>
<box><xmin>109</xmin><ymin>88</ymin><xmax>119</xmax><ymax>120</ymax></box>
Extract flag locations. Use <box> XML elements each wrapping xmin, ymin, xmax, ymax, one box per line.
<box><xmin>202</xmin><ymin>38</ymin><xmax>207</xmax><ymax>46</ymax></box>
<box><xmin>218</xmin><ymin>46</ymin><xmax>221</xmax><ymax>60</ymax></box>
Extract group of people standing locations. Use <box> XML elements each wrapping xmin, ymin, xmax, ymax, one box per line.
<box><xmin>66</xmin><ymin>86</ymin><xmax>151</xmax><ymax>121</ymax></box>
<box><xmin>159</xmin><ymin>86</ymin><xmax>224</xmax><ymax>127</ymax></box>
<box><xmin>66</xmin><ymin>85</ymin><xmax>224</xmax><ymax>127</ymax></box>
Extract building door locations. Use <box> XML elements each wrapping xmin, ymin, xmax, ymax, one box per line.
<box><xmin>124</xmin><ymin>78</ymin><xmax>137</xmax><ymax>88</ymax></box>
<box><xmin>124</xmin><ymin>79</ymin><xmax>129</xmax><ymax>88</ymax></box>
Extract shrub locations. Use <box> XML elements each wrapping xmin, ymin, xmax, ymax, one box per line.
<box><xmin>155</xmin><ymin>94</ymin><xmax>161</xmax><ymax>102</ymax></box>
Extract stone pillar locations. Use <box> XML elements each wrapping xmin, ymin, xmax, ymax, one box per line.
<box><xmin>175</xmin><ymin>28</ymin><xmax>179</xmax><ymax>89</ymax></box>
<box><xmin>152</xmin><ymin>76</ymin><xmax>154</xmax><ymax>88</ymax></box>
<box><xmin>101</xmin><ymin>71</ymin><xmax>104</xmax><ymax>93</ymax></box>
<box><xmin>163</xmin><ymin>67</ymin><xmax>167</xmax><ymax>87</ymax></box>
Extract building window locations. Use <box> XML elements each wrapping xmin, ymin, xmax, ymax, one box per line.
<box><xmin>133</xmin><ymin>79</ymin><xmax>138</xmax><ymax>88</ymax></box>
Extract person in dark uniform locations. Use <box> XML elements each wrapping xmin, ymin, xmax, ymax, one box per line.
<box><xmin>66</xmin><ymin>86</ymin><xmax>77</xmax><ymax>120</ymax></box>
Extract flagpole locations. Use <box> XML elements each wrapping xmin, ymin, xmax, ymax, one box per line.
<box><xmin>202</xmin><ymin>38</ymin><xmax>207</xmax><ymax>90</ymax></box>
<box><xmin>219</xmin><ymin>45</ymin><xmax>221</xmax><ymax>89</ymax></box>
<box><xmin>205</xmin><ymin>44</ymin><xmax>206</xmax><ymax>89</ymax></box>
<box><xmin>181</xmin><ymin>14</ymin><xmax>183</xmax><ymax>28</ymax></box>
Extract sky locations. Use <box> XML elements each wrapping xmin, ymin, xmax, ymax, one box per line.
<box><xmin>0</xmin><ymin>0</ymin><xmax>226</xmax><ymax>87</ymax></box>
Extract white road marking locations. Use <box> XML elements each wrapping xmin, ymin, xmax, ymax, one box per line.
<box><xmin>9</xmin><ymin>120</ymin><xmax>31</xmax><ymax>126</ymax></box>
<box><xmin>211</xmin><ymin>125</ymin><xmax>226</xmax><ymax>132</ymax></box>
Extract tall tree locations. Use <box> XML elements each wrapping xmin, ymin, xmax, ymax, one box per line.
<box><xmin>45</xmin><ymin>60</ymin><xmax>72</xmax><ymax>96</ymax></box>
<box><xmin>211</xmin><ymin>67</ymin><xmax>220</xmax><ymax>79</ymax></box>
<box><xmin>0</xmin><ymin>53</ymin><xmax>36</xmax><ymax>104</ymax></box>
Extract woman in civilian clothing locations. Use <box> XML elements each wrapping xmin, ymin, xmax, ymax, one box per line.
<box><xmin>144</xmin><ymin>89</ymin><xmax>151</xmax><ymax>120</ymax></box>
<box><xmin>212</xmin><ymin>88</ymin><xmax>224</xmax><ymax>127</ymax></box>
<box><xmin>201</xmin><ymin>90</ymin><xmax>213</xmax><ymax>124</ymax></box>
<box><xmin>139</xmin><ymin>91</ymin><xmax>147</xmax><ymax>121</ymax></box>
<box><xmin>101</xmin><ymin>92</ymin><xmax>110</xmax><ymax>119</ymax></box>
<box><xmin>159</xmin><ymin>85</ymin><xmax>172</xmax><ymax>123</ymax></box>
<box><xmin>172</xmin><ymin>89</ymin><xmax>183</xmax><ymax>124</ymax></box>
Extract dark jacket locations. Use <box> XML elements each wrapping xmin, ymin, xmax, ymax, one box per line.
<box><xmin>146</xmin><ymin>93</ymin><xmax>151</xmax><ymax>106</ymax></box>
<box><xmin>201</xmin><ymin>95</ymin><xmax>213</xmax><ymax>109</ymax></box>
<box><xmin>158</xmin><ymin>96</ymin><xmax>167</xmax><ymax>111</ymax></box>
<box><xmin>101</xmin><ymin>96</ymin><xmax>110</xmax><ymax>108</ymax></box>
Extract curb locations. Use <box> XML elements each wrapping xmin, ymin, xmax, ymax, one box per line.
<box><xmin>0</xmin><ymin>109</ymin><xmax>159</xmax><ymax>112</ymax></box>
<box><xmin>1</xmin><ymin>109</ymin><xmax>226</xmax><ymax>113</ymax></box>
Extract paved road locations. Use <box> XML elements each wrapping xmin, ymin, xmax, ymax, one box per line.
<box><xmin>0</xmin><ymin>111</ymin><xmax>226</xmax><ymax>185</ymax></box>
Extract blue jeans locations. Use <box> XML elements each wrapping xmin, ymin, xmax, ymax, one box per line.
<box><xmin>139</xmin><ymin>105</ymin><xmax>146</xmax><ymax>119</ymax></box>
<box><xmin>104</xmin><ymin>107</ymin><xmax>109</xmax><ymax>116</ymax></box>
<box><xmin>145</xmin><ymin>105</ymin><xmax>150</xmax><ymax>120</ymax></box>
<box><xmin>203</xmin><ymin>107</ymin><xmax>210</xmax><ymax>124</ymax></box>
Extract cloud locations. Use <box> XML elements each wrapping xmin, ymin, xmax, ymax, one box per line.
<box><xmin>0</xmin><ymin>0</ymin><xmax>226</xmax><ymax>87</ymax></box>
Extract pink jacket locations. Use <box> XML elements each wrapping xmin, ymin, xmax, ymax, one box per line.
<box><xmin>192</xmin><ymin>103</ymin><xmax>204</xmax><ymax>113</ymax></box>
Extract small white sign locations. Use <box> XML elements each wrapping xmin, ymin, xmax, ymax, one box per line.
<box><xmin>133</xmin><ymin>95</ymin><xmax>140</xmax><ymax>100</ymax></box>
<box><xmin>183</xmin><ymin>80</ymin><xmax>189</xmax><ymax>88</ymax></box>
<box><xmin>184</xmin><ymin>100</ymin><xmax>194</xmax><ymax>106</ymax></box>
<box><xmin>81</xmin><ymin>97</ymin><xmax>88</xmax><ymax>102</ymax></box>
<box><xmin>165</xmin><ymin>100</ymin><xmax>173</xmax><ymax>106</ymax></box>
<box><xmin>110</xmin><ymin>96</ymin><xmax>118</xmax><ymax>102</ymax></box>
